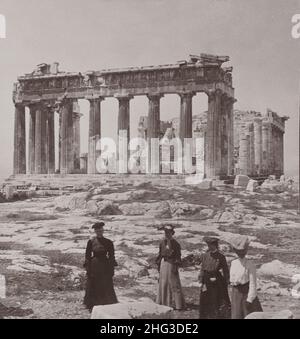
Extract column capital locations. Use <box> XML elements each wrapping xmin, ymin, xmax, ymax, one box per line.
<box><xmin>262</xmin><ymin>120</ymin><xmax>271</xmax><ymax>128</ymax></box>
<box><xmin>85</xmin><ymin>95</ymin><xmax>105</xmax><ymax>102</ymax></box>
<box><xmin>24</xmin><ymin>100</ymin><xmax>41</xmax><ymax>108</ymax></box>
<box><xmin>206</xmin><ymin>89</ymin><xmax>222</xmax><ymax>100</ymax></box>
<box><xmin>54</xmin><ymin>97</ymin><xmax>73</xmax><ymax>112</ymax></box>
<box><xmin>114</xmin><ymin>94</ymin><xmax>133</xmax><ymax>101</ymax></box>
<box><xmin>147</xmin><ymin>93</ymin><xmax>164</xmax><ymax>100</ymax></box>
<box><xmin>178</xmin><ymin>91</ymin><xmax>196</xmax><ymax>99</ymax></box>
<box><xmin>14</xmin><ymin>102</ymin><xmax>26</xmax><ymax>110</ymax></box>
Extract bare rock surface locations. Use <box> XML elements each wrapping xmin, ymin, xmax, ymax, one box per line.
<box><xmin>0</xmin><ymin>176</ymin><xmax>300</xmax><ymax>319</ymax></box>
<box><xmin>258</xmin><ymin>260</ymin><xmax>300</xmax><ymax>279</ymax></box>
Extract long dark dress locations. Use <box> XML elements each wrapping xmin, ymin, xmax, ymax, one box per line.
<box><xmin>198</xmin><ymin>250</ymin><xmax>231</xmax><ymax>319</ymax></box>
<box><xmin>83</xmin><ymin>236</ymin><xmax>118</xmax><ymax>310</ymax></box>
<box><xmin>156</xmin><ymin>238</ymin><xmax>185</xmax><ymax>310</ymax></box>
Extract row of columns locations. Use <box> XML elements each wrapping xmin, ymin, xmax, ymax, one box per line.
<box><xmin>13</xmin><ymin>100</ymin><xmax>82</xmax><ymax>175</ymax></box>
<box><xmin>13</xmin><ymin>90</ymin><xmax>235</xmax><ymax>178</ymax></box>
<box><xmin>238</xmin><ymin>119</ymin><xmax>285</xmax><ymax>176</ymax></box>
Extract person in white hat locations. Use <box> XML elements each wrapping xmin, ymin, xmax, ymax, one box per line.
<box><xmin>229</xmin><ymin>235</ymin><xmax>262</xmax><ymax>319</ymax></box>
<box><xmin>156</xmin><ymin>224</ymin><xmax>185</xmax><ymax>310</ymax></box>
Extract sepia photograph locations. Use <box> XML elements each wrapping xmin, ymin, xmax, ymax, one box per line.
<box><xmin>0</xmin><ymin>0</ymin><xmax>299</xmax><ymax>325</ymax></box>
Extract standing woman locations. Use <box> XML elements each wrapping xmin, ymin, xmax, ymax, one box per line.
<box><xmin>229</xmin><ymin>235</ymin><xmax>263</xmax><ymax>319</ymax></box>
<box><xmin>198</xmin><ymin>237</ymin><xmax>231</xmax><ymax>319</ymax></box>
<box><xmin>83</xmin><ymin>222</ymin><xmax>118</xmax><ymax>311</ymax></box>
<box><xmin>156</xmin><ymin>225</ymin><xmax>185</xmax><ymax>310</ymax></box>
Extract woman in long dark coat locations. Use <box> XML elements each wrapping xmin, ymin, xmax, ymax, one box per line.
<box><xmin>229</xmin><ymin>235</ymin><xmax>263</xmax><ymax>319</ymax></box>
<box><xmin>156</xmin><ymin>225</ymin><xmax>185</xmax><ymax>310</ymax></box>
<box><xmin>198</xmin><ymin>237</ymin><xmax>231</xmax><ymax>319</ymax></box>
<box><xmin>83</xmin><ymin>222</ymin><xmax>118</xmax><ymax>311</ymax></box>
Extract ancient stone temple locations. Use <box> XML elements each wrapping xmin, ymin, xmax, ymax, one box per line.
<box><xmin>233</xmin><ymin>109</ymin><xmax>289</xmax><ymax>177</ymax></box>
<box><xmin>12</xmin><ymin>54</ymin><xmax>235</xmax><ymax>178</ymax></box>
<box><xmin>138</xmin><ymin>108</ymin><xmax>288</xmax><ymax>178</ymax></box>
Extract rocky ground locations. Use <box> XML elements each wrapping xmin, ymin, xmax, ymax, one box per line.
<box><xmin>0</xmin><ymin>178</ymin><xmax>299</xmax><ymax>319</ymax></box>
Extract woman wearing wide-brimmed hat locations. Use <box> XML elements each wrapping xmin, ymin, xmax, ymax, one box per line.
<box><xmin>83</xmin><ymin>222</ymin><xmax>118</xmax><ymax>311</ymax></box>
<box><xmin>229</xmin><ymin>235</ymin><xmax>263</xmax><ymax>319</ymax></box>
<box><xmin>156</xmin><ymin>224</ymin><xmax>185</xmax><ymax>310</ymax></box>
<box><xmin>198</xmin><ymin>237</ymin><xmax>231</xmax><ymax>319</ymax></box>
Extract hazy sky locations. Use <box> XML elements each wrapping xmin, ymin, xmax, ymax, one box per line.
<box><xmin>0</xmin><ymin>0</ymin><xmax>299</xmax><ymax>178</ymax></box>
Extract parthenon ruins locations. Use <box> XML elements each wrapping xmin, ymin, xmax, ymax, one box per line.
<box><xmin>12</xmin><ymin>55</ymin><xmax>288</xmax><ymax>179</ymax></box>
<box><xmin>138</xmin><ymin>109</ymin><xmax>288</xmax><ymax>177</ymax></box>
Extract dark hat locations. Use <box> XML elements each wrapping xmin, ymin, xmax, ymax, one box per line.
<box><xmin>92</xmin><ymin>222</ymin><xmax>105</xmax><ymax>229</ymax></box>
<box><xmin>203</xmin><ymin>236</ymin><xmax>219</xmax><ymax>245</ymax></box>
<box><xmin>163</xmin><ymin>224</ymin><xmax>175</xmax><ymax>235</ymax></box>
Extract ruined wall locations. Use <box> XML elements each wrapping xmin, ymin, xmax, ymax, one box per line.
<box><xmin>138</xmin><ymin>108</ymin><xmax>288</xmax><ymax>178</ymax></box>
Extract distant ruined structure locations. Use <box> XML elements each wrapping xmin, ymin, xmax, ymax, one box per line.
<box><xmin>138</xmin><ymin>108</ymin><xmax>288</xmax><ymax>177</ymax></box>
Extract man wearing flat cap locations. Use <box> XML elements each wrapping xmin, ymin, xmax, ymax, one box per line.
<box><xmin>83</xmin><ymin>222</ymin><xmax>118</xmax><ymax>311</ymax></box>
<box><xmin>229</xmin><ymin>235</ymin><xmax>262</xmax><ymax>319</ymax></box>
<box><xmin>156</xmin><ymin>224</ymin><xmax>185</xmax><ymax>310</ymax></box>
<box><xmin>198</xmin><ymin>236</ymin><xmax>230</xmax><ymax>319</ymax></box>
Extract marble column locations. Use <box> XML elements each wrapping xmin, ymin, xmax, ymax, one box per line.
<box><xmin>58</xmin><ymin>110</ymin><xmax>62</xmax><ymax>173</ymax></box>
<box><xmin>87</xmin><ymin>97</ymin><xmax>102</xmax><ymax>174</ymax></box>
<box><xmin>276</xmin><ymin>128</ymin><xmax>283</xmax><ymax>176</ymax></box>
<box><xmin>238</xmin><ymin>129</ymin><xmax>249</xmax><ymax>175</ymax></box>
<box><xmin>205</xmin><ymin>90</ymin><xmax>222</xmax><ymax>178</ymax></box>
<box><xmin>73</xmin><ymin>111</ymin><xmax>82</xmax><ymax>171</ymax></box>
<box><xmin>60</xmin><ymin>99</ymin><xmax>74</xmax><ymax>175</ymax></box>
<box><xmin>227</xmin><ymin>98</ymin><xmax>235</xmax><ymax>176</ymax></box>
<box><xmin>179</xmin><ymin>92</ymin><xmax>195</xmax><ymax>174</ymax></box>
<box><xmin>147</xmin><ymin>93</ymin><xmax>163</xmax><ymax>173</ymax></box>
<box><xmin>46</xmin><ymin>105</ymin><xmax>55</xmax><ymax>174</ymax></box>
<box><xmin>247</xmin><ymin>123</ymin><xmax>255</xmax><ymax>176</ymax></box>
<box><xmin>35</xmin><ymin>103</ymin><xmax>47</xmax><ymax>174</ymax></box>
<box><xmin>117</xmin><ymin>95</ymin><xmax>132</xmax><ymax>173</ymax></box>
<box><xmin>220</xmin><ymin>94</ymin><xmax>229</xmax><ymax>177</ymax></box>
<box><xmin>280</xmin><ymin>131</ymin><xmax>284</xmax><ymax>175</ymax></box>
<box><xmin>253</xmin><ymin>118</ymin><xmax>262</xmax><ymax>175</ymax></box>
<box><xmin>277</xmin><ymin>128</ymin><xmax>282</xmax><ymax>176</ymax></box>
<box><xmin>268</xmin><ymin>124</ymin><xmax>274</xmax><ymax>175</ymax></box>
<box><xmin>28</xmin><ymin>105</ymin><xmax>36</xmax><ymax>174</ymax></box>
<box><xmin>13</xmin><ymin>103</ymin><xmax>26</xmax><ymax>175</ymax></box>
<box><xmin>179</xmin><ymin>92</ymin><xmax>194</xmax><ymax>140</ymax></box>
<box><xmin>262</xmin><ymin>121</ymin><xmax>270</xmax><ymax>174</ymax></box>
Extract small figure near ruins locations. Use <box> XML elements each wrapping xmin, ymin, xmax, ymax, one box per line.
<box><xmin>83</xmin><ymin>222</ymin><xmax>118</xmax><ymax>311</ymax></box>
<box><xmin>229</xmin><ymin>235</ymin><xmax>263</xmax><ymax>319</ymax></box>
<box><xmin>156</xmin><ymin>225</ymin><xmax>185</xmax><ymax>310</ymax></box>
<box><xmin>198</xmin><ymin>237</ymin><xmax>231</xmax><ymax>319</ymax></box>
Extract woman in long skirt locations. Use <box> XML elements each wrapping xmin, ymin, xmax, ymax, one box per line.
<box><xmin>83</xmin><ymin>222</ymin><xmax>118</xmax><ymax>311</ymax></box>
<box><xmin>156</xmin><ymin>225</ymin><xmax>185</xmax><ymax>310</ymax></box>
<box><xmin>198</xmin><ymin>237</ymin><xmax>231</xmax><ymax>319</ymax></box>
<box><xmin>229</xmin><ymin>235</ymin><xmax>263</xmax><ymax>319</ymax></box>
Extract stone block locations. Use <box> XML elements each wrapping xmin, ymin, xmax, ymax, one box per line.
<box><xmin>246</xmin><ymin>179</ymin><xmax>259</xmax><ymax>192</ymax></box>
<box><xmin>245</xmin><ymin>310</ymin><xmax>293</xmax><ymax>319</ymax></box>
<box><xmin>4</xmin><ymin>185</ymin><xmax>15</xmax><ymax>200</ymax></box>
<box><xmin>91</xmin><ymin>298</ymin><xmax>173</xmax><ymax>319</ymax></box>
<box><xmin>198</xmin><ymin>179</ymin><xmax>213</xmax><ymax>190</ymax></box>
<box><xmin>234</xmin><ymin>175</ymin><xmax>250</xmax><ymax>188</ymax></box>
